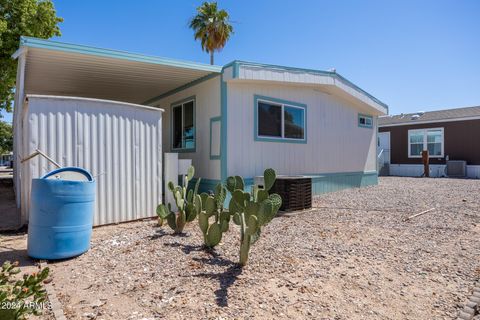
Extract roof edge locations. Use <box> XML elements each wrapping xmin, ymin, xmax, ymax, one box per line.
<box><xmin>379</xmin><ymin>115</ymin><xmax>480</xmax><ymax>127</ymax></box>
<box><xmin>223</xmin><ymin>60</ymin><xmax>388</xmax><ymax>113</ymax></box>
<box><xmin>19</xmin><ymin>36</ymin><xmax>223</xmax><ymax>73</ymax></box>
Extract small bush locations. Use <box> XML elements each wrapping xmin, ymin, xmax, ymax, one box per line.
<box><xmin>0</xmin><ymin>261</ymin><xmax>50</xmax><ymax>319</ymax></box>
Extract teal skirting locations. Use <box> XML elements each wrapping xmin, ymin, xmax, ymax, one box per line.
<box><xmin>188</xmin><ymin>178</ymin><xmax>221</xmax><ymax>194</ymax></box>
<box><xmin>188</xmin><ymin>171</ymin><xmax>378</xmax><ymax>197</ymax></box>
<box><xmin>311</xmin><ymin>171</ymin><xmax>378</xmax><ymax>194</ymax></box>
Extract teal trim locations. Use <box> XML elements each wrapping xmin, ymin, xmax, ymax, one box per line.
<box><xmin>170</xmin><ymin>96</ymin><xmax>196</xmax><ymax>153</ymax></box>
<box><xmin>189</xmin><ymin>172</ymin><xmax>377</xmax><ymax>205</ymax></box>
<box><xmin>142</xmin><ymin>73</ymin><xmax>220</xmax><ymax>105</ymax></box>
<box><xmin>254</xmin><ymin>94</ymin><xmax>307</xmax><ymax>144</ymax></box>
<box><xmin>220</xmin><ymin>72</ymin><xmax>228</xmax><ymax>181</ymax></box>
<box><xmin>238</xmin><ymin>171</ymin><xmax>377</xmax><ymax>196</ymax></box>
<box><xmin>20</xmin><ymin>36</ymin><xmax>222</xmax><ymax>73</ymax></box>
<box><xmin>358</xmin><ymin>113</ymin><xmax>373</xmax><ymax>129</ymax></box>
<box><xmin>189</xmin><ymin>178</ymin><xmax>221</xmax><ymax>194</ymax></box>
<box><xmin>233</xmin><ymin>62</ymin><xmax>240</xmax><ymax>78</ymax></box>
<box><xmin>310</xmin><ymin>171</ymin><xmax>378</xmax><ymax>194</ymax></box>
<box><xmin>224</xmin><ymin>60</ymin><xmax>388</xmax><ymax>113</ymax></box>
<box><xmin>209</xmin><ymin>116</ymin><xmax>221</xmax><ymax>160</ymax></box>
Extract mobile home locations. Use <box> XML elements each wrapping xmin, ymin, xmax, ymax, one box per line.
<box><xmin>12</xmin><ymin>37</ymin><xmax>388</xmax><ymax>225</ymax></box>
<box><xmin>378</xmin><ymin>106</ymin><xmax>480</xmax><ymax>178</ymax></box>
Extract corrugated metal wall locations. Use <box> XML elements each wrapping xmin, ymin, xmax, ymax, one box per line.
<box><xmin>21</xmin><ymin>96</ymin><xmax>163</xmax><ymax>226</ymax></box>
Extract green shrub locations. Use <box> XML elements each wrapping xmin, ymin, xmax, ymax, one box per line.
<box><xmin>0</xmin><ymin>261</ymin><xmax>50</xmax><ymax>319</ymax></box>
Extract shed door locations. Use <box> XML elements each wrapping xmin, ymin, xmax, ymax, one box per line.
<box><xmin>378</xmin><ymin>132</ymin><xmax>391</xmax><ymax>164</ymax></box>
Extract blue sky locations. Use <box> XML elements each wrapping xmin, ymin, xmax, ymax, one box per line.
<box><xmin>3</xmin><ymin>0</ymin><xmax>479</xmax><ymax>122</ymax></box>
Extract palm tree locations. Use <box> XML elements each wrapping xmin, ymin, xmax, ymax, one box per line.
<box><xmin>189</xmin><ymin>2</ymin><xmax>233</xmax><ymax>65</ymax></box>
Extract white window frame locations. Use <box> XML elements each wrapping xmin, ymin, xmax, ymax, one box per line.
<box><xmin>358</xmin><ymin>114</ymin><xmax>373</xmax><ymax>128</ymax></box>
<box><xmin>256</xmin><ymin>99</ymin><xmax>306</xmax><ymax>142</ymax></box>
<box><xmin>171</xmin><ymin>98</ymin><xmax>195</xmax><ymax>151</ymax></box>
<box><xmin>408</xmin><ymin>127</ymin><xmax>444</xmax><ymax>158</ymax></box>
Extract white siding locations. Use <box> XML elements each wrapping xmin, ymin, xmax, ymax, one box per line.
<box><xmin>21</xmin><ymin>96</ymin><xmax>163</xmax><ymax>226</ymax></box>
<box><xmin>226</xmin><ymin>82</ymin><xmax>377</xmax><ymax>178</ymax></box>
<box><xmin>154</xmin><ymin>76</ymin><xmax>221</xmax><ymax>180</ymax></box>
<box><xmin>237</xmin><ymin>64</ymin><xmax>387</xmax><ymax>115</ymax></box>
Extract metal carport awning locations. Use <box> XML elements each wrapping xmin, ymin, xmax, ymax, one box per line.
<box><xmin>13</xmin><ymin>36</ymin><xmax>222</xmax><ymax>104</ymax></box>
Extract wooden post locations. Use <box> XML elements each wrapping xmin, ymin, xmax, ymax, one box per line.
<box><xmin>422</xmin><ymin>150</ymin><xmax>429</xmax><ymax>177</ymax></box>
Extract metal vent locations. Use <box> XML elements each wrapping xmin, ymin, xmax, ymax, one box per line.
<box><xmin>446</xmin><ymin>160</ymin><xmax>466</xmax><ymax>178</ymax></box>
<box><xmin>270</xmin><ymin>176</ymin><xmax>312</xmax><ymax>211</ymax></box>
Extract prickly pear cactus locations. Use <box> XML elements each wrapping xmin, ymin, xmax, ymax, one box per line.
<box><xmin>227</xmin><ymin>168</ymin><xmax>282</xmax><ymax>266</ymax></box>
<box><xmin>157</xmin><ymin>165</ymin><xmax>202</xmax><ymax>234</ymax></box>
<box><xmin>198</xmin><ymin>183</ymin><xmax>230</xmax><ymax>248</ymax></box>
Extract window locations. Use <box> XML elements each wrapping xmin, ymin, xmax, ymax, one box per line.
<box><xmin>358</xmin><ymin>114</ymin><xmax>373</xmax><ymax>128</ymax></box>
<box><xmin>172</xmin><ymin>98</ymin><xmax>195</xmax><ymax>151</ymax></box>
<box><xmin>408</xmin><ymin>128</ymin><xmax>444</xmax><ymax>158</ymax></box>
<box><xmin>255</xmin><ymin>95</ymin><xmax>306</xmax><ymax>143</ymax></box>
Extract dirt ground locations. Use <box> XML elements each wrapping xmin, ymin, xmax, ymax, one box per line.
<box><xmin>2</xmin><ymin>177</ymin><xmax>479</xmax><ymax>319</ymax></box>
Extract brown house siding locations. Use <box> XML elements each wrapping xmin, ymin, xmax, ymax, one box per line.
<box><xmin>379</xmin><ymin>119</ymin><xmax>480</xmax><ymax>165</ymax></box>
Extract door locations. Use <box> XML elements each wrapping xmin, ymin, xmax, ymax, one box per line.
<box><xmin>378</xmin><ymin>132</ymin><xmax>391</xmax><ymax>164</ymax></box>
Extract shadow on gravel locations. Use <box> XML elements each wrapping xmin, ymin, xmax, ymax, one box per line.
<box><xmin>193</xmin><ymin>263</ymin><xmax>243</xmax><ymax>307</ymax></box>
<box><xmin>163</xmin><ymin>242</ymin><xmax>204</xmax><ymax>254</ymax></box>
<box><xmin>0</xmin><ymin>249</ymin><xmax>36</xmax><ymax>268</ymax></box>
<box><xmin>148</xmin><ymin>228</ymin><xmax>170</xmax><ymax>240</ymax></box>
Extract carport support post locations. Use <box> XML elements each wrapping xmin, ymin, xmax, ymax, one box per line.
<box><xmin>12</xmin><ymin>49</ymin><xmax>27</xmax><ymax>225</ymax></box>
<box><xmin>422</xmin><ymin>150</ymin><xmax>429</xmax><ymax>177</ymax></box>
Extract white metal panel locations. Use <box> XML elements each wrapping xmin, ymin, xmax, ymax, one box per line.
<box><xmin>164</xmin><ymin>153</ymin><xmax>179</xmax><ymax>211</ymax></box>
<box><xmin>466</xmin><ymin>166</ymin><xmax>480</xmax><ymax>179</ymax></box>
<box><xmin>388</xmin><ymin>164</ymin><xmax>480</xmax><ymax>179</ymax></box>
<box><xmin>155</xmin><ymin>76</ymin><xmax>221</xmax><ymax>180</ymax></box>
<box><xmin>226</xmin><ymin>82</ymin><xmax>378</xmax><ymax>178</ymax></box>
<box><xmin>21</xmin><ymin>96</ymin><xmax>163</xmax><ymax>226</ymax></box>
<box><xmin>389</xmin><ymin>164</ymin><xmax>447</xmax><ymax>177</ymax></box>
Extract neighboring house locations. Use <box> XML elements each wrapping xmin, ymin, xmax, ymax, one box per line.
<box><xmin>378</xmin><ymin>106</ymin><xmax>480</xmax><ymax>178</ymax></box>
<box><xmin>12</xmin><ymin>37</ymin><xmax>387</xmax><ymax>225</ymax></box>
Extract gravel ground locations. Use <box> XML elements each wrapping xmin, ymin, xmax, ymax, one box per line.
<box><xmin>46</xmin><ymin>177</ymin><xmax>480</xmax><ymax>320</ymax></box>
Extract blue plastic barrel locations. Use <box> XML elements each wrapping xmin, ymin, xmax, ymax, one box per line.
<box><xmin>27</xmin><ymin>167</ymin><xmax>96</xmax><ymax>260</ymax></box>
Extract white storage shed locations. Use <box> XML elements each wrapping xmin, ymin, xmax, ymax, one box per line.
<box><xmin>21</xmin><ymin>95</ymin><xmax>163</xmax><ymax>226</ymax></box>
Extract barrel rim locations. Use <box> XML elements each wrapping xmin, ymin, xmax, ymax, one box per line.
<box><xmin>41</xmin><ymin>167</ymin><xmax>94</xmax><ymax>182</ymax></box>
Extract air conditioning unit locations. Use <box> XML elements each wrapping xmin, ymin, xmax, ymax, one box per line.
<box><xmin>446</xmin><ymin>160</ymin><xmax>466</xmax><ymax>178</ymax></box>
<box><xmin>256</xmin><ymin>175</ymin><xmax>312</xmax><ymax>211</ymax></box>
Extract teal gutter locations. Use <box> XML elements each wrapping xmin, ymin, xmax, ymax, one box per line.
<box><xmin>223</xmin><ymin>60</ymin><xmax>388</xmax><ymax>114</ymax></box>
<box><xmin>19</xmin><ymin>36</ymin><xmax>222</xmax><ymax>73</ymax></box>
